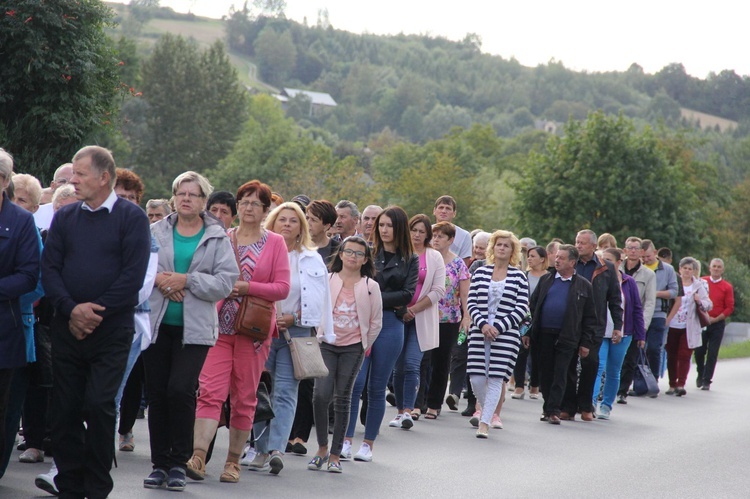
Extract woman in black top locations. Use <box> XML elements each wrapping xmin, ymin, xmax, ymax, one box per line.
<box><xmin>344</xmin><ymin>206</ymin><xmax>418</xmax><ymax>462</ymax></box>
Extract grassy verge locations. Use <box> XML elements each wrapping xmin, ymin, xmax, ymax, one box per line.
<box><xmin>719</xmin><ymin>340</ymin><xmax>750</xmax><ymax>359</ymax></box>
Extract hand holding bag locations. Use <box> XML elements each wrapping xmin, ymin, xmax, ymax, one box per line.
<box><xmin>695</xmin><ymin>301</ymin><xmax>711</xmax><ymax>328</ymax></box>
<box><xmin>230</xmin><ymin>231</ymin><xmax>274</xmax><ymax>341</ymax></box>
<box><xmin>282</xmin><ymin>327</ymin><xmax>329</xmax><ymax>380</ymax></box>
<box><xmin>633</xmin><ymin>347</ymin><xmax>660</xmax><ymax>397</ymax></box>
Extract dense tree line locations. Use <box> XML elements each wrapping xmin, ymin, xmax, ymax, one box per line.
<box><xmin>224</xmin><ymin>13</ymin><xmax>750</xmax><ymax>143</ymax></box>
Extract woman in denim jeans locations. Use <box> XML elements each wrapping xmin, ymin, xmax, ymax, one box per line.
<box><xmin>307</xmin><ymin>236</ymin><xmax>382</xmax><ymax>473</ymax></box>
<box><xmin>592</xmin><ymin>248</ymin><xmax>645</xmax><ymax>420</ymax></box>
<box><xmin>250</xmin><ymin>202</ymin><xmax>333</xmax><ymax>475</ymax></box>
<box><xmin>391</xmin><ymin>215</ymin><xmax>445</xmax><ymax>427</ymax></box>
<box><xmin>345</xmin><ymin>206</ymin><xmax>418</xmax><ymax>462</ymax></box>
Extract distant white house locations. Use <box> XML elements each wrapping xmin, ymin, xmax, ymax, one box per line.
<box><xmin>535</xmin><ymin>120</ymin><xmax>560</xmax><ymax>134</ymax></box>
<box><xmin>275</xmin><ymin>88</ymin><xmax>337</xmax><ymax>117</ymax></box>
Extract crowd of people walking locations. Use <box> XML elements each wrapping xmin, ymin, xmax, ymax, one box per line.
<box><xmin>0</xmin><ymin>146</ymin><xmax>735</xmax><ymax>497</ymax></box>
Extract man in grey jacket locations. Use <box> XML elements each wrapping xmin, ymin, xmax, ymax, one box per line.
<box><xmin>618</xmin><ymin>239</ymin><xmax>677</xmax><ymax>402</ymax></box>
<box><xmin>617</xmin><ymin>237</ymin><xmax>657</xmax><ymax>402</ymax></box>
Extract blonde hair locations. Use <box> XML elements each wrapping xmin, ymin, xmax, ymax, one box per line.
<box><xmin>52</xmin><ymin>184</ymin><xmax>76</xmax><ymax>210</ymax></box>
<box><xmin>597</xmin><ymin>233</ymin><xmax>618</xmax><ymax>250</ymax></box>
<box><xmin>264</xmin><ymin>202</ymin><xmax>315</xmax><ymax>252</ymax></box>
<box><xmin>11</xmin><ymin>173</ymin><xmax>43</xmax><ymax>205</ymax></box>
<box><xmin>486</xmin><ymin>230</ymin><xmax>522</xmax><ymax>267</ymax></box>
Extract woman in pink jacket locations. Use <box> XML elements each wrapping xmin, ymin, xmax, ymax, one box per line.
<box><xmin>390</xmin><ymin>215</ymin><xmax>445</xmax><ymax>428</ymax></box>
<box><xmin>186</xmin><ymin>180</ymin><xmax>290</xmax><ymax>484</ymax></box>
<box><xmin>307</xmin><ymin>236</ymin><xmax>382</xmax><ymax>473</ymax></box>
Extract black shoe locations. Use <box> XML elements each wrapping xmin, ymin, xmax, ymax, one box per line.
<box><xmin>291</xmin><ymin>442</ymin><xmax>307</xmax><ymax>455</ymax></box>
<box><xmin>616</xmin><ymin>394</ymin><xmax>627</xmax><ymax>405</ymax></box>
<box><xmin>461</xmin><ymin>405</ymin><xmax>474</xmax><ymax>417</ymax></box>
<box><xmin>701</xmin><ymin>384</ymin><xmax>710</xmax><ymax>391</ymax></box>
<box><xmin>144</xmin><ymin>469</ymin><xmax>168</xmax><ymax>489</ymax></box>
<box><xmin>696</xmin><ymin>378</ymin><xmax>703</xmax><ymax>388</ymax></box>
<box><xmin>166</xmin><ymin>467</ymin><xmax>186</xmax><ymax>491</ymax></box>
<box><xmin>675</xmin><ymin>387</ymin><xmax>687</xmax><ymax>397</ymax></box>
<box><xmin>285</xmin><ymin>442</ymin><xmax>294</xmax><ymax>453</ymax></box>
<box><xmin>136</xmin><ymin>408</ymin><xmax>146</xmax><ymax>420</ymax></box>
<box><xmin>386</xmin><ymin>392</ymin><xmax>396</xmax><ymax>407</ymax></box>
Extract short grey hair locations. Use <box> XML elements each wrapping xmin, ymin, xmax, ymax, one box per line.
<box><xmin>0</xmin><ymin>148</ymin><xmax>14</xmax><ymax>180</ymax></box>
<box><xmin>172</xmin><ymin>171</ymin><xmax>213</xmax><ymax>199</ymax></box>
<box><xmin>577</xmin><ymin>229</ymin><xmax>597</xmax><ymax>245</ymax></box>
<box><xmin>473</xmin><ymin>231</ymin><xmax>491</xmax><ymax>246</ymax></box>
<box><xmin>710</xmin><ymin>258</ymin><xmax>724</xmax><ymax>267</ymax></box>
<box><xmin>146</xmin><ymin>198</ymin><xmax>172</xmax><ymax>214</ymax></box>
<box><xmin>53</xmin><ymin>163</ymin><xmax>73</xmax><ymax>181</ymax></box>
<box><xmin>11</xmin><ymin>173</ymin><xmax>43</xmax><ymax>205</ymax></box>
<box><xmin>519</xmin><ymin>237</ymin><xmax>537</xmax><ymax>249</ymax></box>
<box><xmin>52</xmin><ymin>184</ymin><xmax>77</xmax><ymax>210</ymax></box>
<box><xmin>335</xmin><ymin>199</ymin><xmax>360</xmax><ymax>219</ymax></box>
<box><xmin>678</xmin><ymin>256</ymin><xmax>700</xmax><ymax>273</ymax></box>
<box><xmin>73</xmin><ymin>146</ymin><xmax>116</xmax><ymax>189</ymax></box>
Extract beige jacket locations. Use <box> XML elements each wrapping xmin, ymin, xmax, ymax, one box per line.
<box><xmin>326</xmin><ymin>273</ymin><xmax>383</xmax><ymax>350</ymax></box>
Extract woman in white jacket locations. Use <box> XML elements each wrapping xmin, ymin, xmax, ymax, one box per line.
<box><xmin>307</xmin><ymin>236</ymin><xmax>382</xmax><ymax>473</ymax></box>
<box><xmin>251</xmin><ymin>202</ymin><xmax>333</xmax><ymax>476</ymax></box>
<box><xmin>391</xmin><ymin>214</ymin><xmax>445</xmax><ymax>427</ymax></box>
<box><xmin>665</xmin><ymin>257</ymin><xmax>712</xmax><ymax>397</ymax></box>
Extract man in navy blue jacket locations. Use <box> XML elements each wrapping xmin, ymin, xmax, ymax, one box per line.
<box><xmin>526</xmin><ymin>245</ymin><xmax>597</xmax><ymax>424</ymax></box>
<box><xmin>42</xmin><ymin>146</ymin><xmax>150</xmax><ymax>499</ymax></box>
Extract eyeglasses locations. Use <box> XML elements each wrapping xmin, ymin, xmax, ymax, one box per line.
<box><xmin>238</xmin><ymin>201</ymin><xmax>263</xmax><ymax>209</ymax></box>
<box><xmin>175</xmin><ymin>191</ymin><xmax>204</xmax><ymax>200</ymax></box>
<box><xmin>625</xmin><ymin>246</ymin><xmax>641</xmax><ymax>251</ymax></box>
<box><xmin>342</xmin><ymin>249</ymin><xmax>366</xmax><ymax>258</ymax></box>
<box><xmin>54</xmin><ymin>178</ymin><xmax>69</xmax><ymax>184</ymax></box>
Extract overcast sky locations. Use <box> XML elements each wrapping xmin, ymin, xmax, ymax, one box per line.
<box><xmin>119</xmin><ymin>0</ymin><xmax>748</xmax><ymax>78</ymax></box>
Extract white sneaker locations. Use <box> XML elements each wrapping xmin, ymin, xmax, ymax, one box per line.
<box><xmin>388</xmin><ymin>413</ymin><xmax>403</xmax><ymax>427</ymax></box>
<box><xmin>247</xmin><ymin>452</ymin><xmax>270</xmax><ymax>471</ymax></box>
<box><xmin>241</xmin><ymin>444</ymin><xmax>257</xmax><ymax>466</ymax></box>
<box><xmin>353</xmin><ymin>442</ymin><xmax>372</xmax><ymax>462</ymax></box>
<box><xmin>35</xmin><ymin>462</ymin><xmax>59</xmax><ymax>496</ymax></box>
<box><xmin>400</xmin><ymin>412</ymin><xmax>414</xmax><ymax>430</ymax></box>
<box><xmin>340</xmin><ymin>440</ymin><xmax>352</xmax><ymax>461</ymax></box>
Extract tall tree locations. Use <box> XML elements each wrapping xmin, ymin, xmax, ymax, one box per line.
<box><xmin>0</xmin><ymin>0</ymin><xmax>121</xmax><ymax>181</ymax></box>
<box><xmin>514</xmin><ymin>111</ymin><xmax>704</xmax><ymax>255</ymax></box>
<box><xmin>135</xmin><ymin>35</ymin><xmax>246</xmax><ymax>198</ymax></box>
<box><xmin>253</xmin><ymin>26</ymin><xmax>296</xmax><ymax>87</ymax></box>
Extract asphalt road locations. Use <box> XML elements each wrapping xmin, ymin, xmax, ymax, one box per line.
<box><xmin>2</xmin><ymin>357</ymin><xmax>748</xmax><ymax>498</ymax></box>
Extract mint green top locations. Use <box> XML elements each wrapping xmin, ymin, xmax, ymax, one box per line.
<box><xmin>162</xmin><ymin>225</ymin><xmax>206</xmax><ymax>326</ymax></box>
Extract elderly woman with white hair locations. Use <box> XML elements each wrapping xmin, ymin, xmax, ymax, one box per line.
<box><xmin>142</xmin><ymin>171</ymin><xmax>238</xmax><ymax>491</ymax></box>
<box><xmin>52</xmin><ymin>185</ymin><xmax>77</xmax><ymax>212</ymax></box>
<box><xmin>10</xmin><ymin>173</ymin><xmax>43</xmax><ymax>214</ymax></box>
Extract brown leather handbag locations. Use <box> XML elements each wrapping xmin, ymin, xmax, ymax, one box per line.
<box><xmin>230</xmin><ymin>231</ymin><xmax>274</xmax><ymax>341</ymax></box>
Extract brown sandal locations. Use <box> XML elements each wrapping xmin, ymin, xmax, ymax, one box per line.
<box><xmin>186</xmin><ymin>455</ymin><xmax>206</xmax><ymax>481</ymax></box>
<box><xmin>220</xmin><ymin>461</ymin><xmax>241</xmax><ymax>483</ymax></box>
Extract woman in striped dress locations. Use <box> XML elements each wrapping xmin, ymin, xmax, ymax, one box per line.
<box><xmin>466</xmin><ymin>230</ymin><xmax>529</xmax><ymax>438</ymax></box>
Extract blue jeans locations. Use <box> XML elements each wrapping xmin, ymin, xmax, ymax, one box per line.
<box><xmin>645</xmin><ymin>317</ymin><xmax>667</xmax><ymax>380</ymax></box>
<box><xmin>255</xmin><ymin>326</ymin><xmax>308</xmax><ymax>454</ymax></box>
<box><xmin>393</xmin><ymin>320</ymin><xmax>423</xmax><ymax>410</ymax></box>
<box><xmin>347</xmin><ymin>311</ymin><xmax>404</xmax><ymax>441</ymax></box>
<box><xmin>594</xmin><ymin>335</ymin><xmax>632</xmax><ymax>409</ymax></box>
